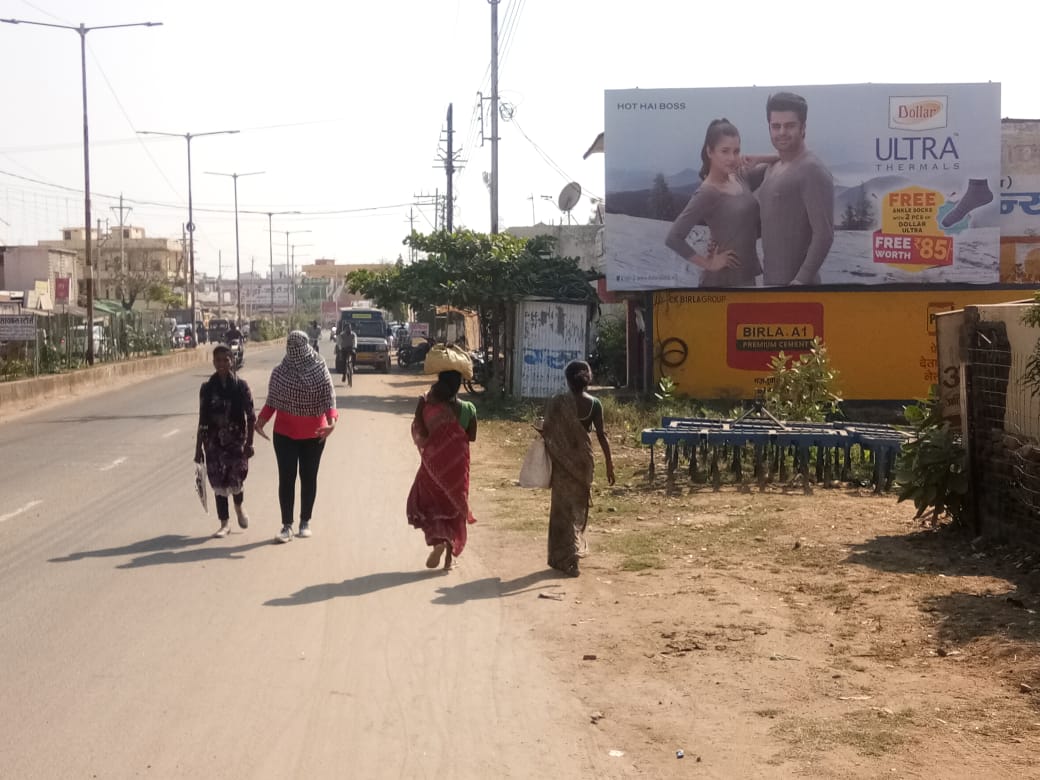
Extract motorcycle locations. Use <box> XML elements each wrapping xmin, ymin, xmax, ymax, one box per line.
<box><xmin>397</xmin><ymin>337</ymin><xmax>434</xmax><ymax>368</ymax></box>
<box><xmin>229</xmin><ymin>338</ymin><xmax>245</xmax><ymax>371</ymax></box>
<box><xmin>464</xmin><ymin>349</ymin><xmax>493</xmax><ymax>395</ymax></box>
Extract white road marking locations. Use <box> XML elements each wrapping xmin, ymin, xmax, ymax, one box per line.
<box><xmin>0</xmin><ymin>499</ymin><xmax>43</xmax><ymax>524</ymax></box>
<box><xmin>162</xmin><ymin>429</ymin><xmax>180</xmax><ymax>439</ymax></box>
<box><xmin>100</xmin><ymin>457</ymin><xmax>127</xmax><ymax>472</ymax></box>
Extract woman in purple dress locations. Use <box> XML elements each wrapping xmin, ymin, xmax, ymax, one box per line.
<box><xmin>666</xmin><ymin>118</ymin><xmax>771</xmax><ymax>287</ymax></box>
<box><xmin>195</xmin><ymin>344</ymin><xmax>256</xmax><ymax>538</ymax></box>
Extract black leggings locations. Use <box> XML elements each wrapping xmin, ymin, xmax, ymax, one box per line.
<box><xmin>272</xmin><ymin>433</ymin><xmax>326</xmax><ymax>527</ymax></box>
<box><xmin>215</xmin><ymin>492</ymin><xmax>244</xmax><ymax>522</ymax></box>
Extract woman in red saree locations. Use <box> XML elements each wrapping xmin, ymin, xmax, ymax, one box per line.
<box><xmin>541</xmin><ymin>361</ymin><xmax>615</xmax><ymax>576</ymax></box>
<box><xmin>407</xmin><ymin>370</ymin><xmax>478</xmax><ymax>570</ymax></box>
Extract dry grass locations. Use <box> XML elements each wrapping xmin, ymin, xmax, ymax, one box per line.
<box><xmin>772</xmin><ymin>709</ymin><xmax>917</xmax><ymax>758</ymax></box>
<box><xmin>472</xmin><ymin>412</ymin><xmax>1040</xmax><ymax>775</ymax></box>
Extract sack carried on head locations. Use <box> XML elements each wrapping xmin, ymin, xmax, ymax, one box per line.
<box><xmin>424</xmin><ymin>343</ymin><xmax>473</xmax><ymax>380</ymax></box>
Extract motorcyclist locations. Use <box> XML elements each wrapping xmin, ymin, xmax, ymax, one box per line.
<box><xmin>225</xmin><ymin>321</ymin><xmax>244</xmax><ymax>345</ymax></box>
<box><xmin>225</xmin><ymin>321</ymin><xmax>245</xmax><ymax>367</ymax></box>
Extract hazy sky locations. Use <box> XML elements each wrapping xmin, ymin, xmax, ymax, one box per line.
<box><xmin>0</xmin><ymin>0</ymin><xmax>1036</xmax><ymax>278</ymax></box>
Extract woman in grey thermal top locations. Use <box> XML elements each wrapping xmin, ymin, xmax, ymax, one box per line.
<box><xmin>665</xmin><ymin>118</ymin><xmax>769</xmax><ymax>288</ymax></box>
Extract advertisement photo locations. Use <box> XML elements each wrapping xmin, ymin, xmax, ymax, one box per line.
<box><xmin>604</xmin><ymin>83</ymin><xmax>1002</xmax><ymax>291</ymax></box>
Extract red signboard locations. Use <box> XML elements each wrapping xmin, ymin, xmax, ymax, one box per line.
<box><xmin>726</xmin><ymin>302</ymin><xmax>825</xmax><ymax>370</ymax></box>
<box><xmin>54</xmin><ymin>277</ymin><xmax>70</xmax><ymax>303</ymax></box>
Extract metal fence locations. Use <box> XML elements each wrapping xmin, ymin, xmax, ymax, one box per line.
<box><xmin>965</xmin><ymin>318</ymin><xmax>1040</xmax><ymax>547</ymax></box>
<box><xmin>0</xmin><ymin>309</ymin><xmax>174</xmax><ymax>380</ymax></box>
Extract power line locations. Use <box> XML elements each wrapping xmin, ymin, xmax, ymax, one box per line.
<box><xmin>508</xmin><ymin>117</ymin><xmax>603</xmax><ymax>202</ymax></box>
<box><xmin>0</xmin><ymin>168</ymin><xmax>418</xmax><ymax>217</ymax></box>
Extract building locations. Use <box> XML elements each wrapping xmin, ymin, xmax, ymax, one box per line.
<box><xmin>0</xmin><ymin>245</ymin><xmax>78</xmax><ymax>308</ymax></box>
<box><xmin>37</xmin><ymin>226</ymin><xmax>184</xmax><ymax>307</ymax></box>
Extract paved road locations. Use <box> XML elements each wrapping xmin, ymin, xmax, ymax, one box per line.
<box><xmin>0</xmin><ymin>344</ymin><xmax>612</xmax><ymax>778</ymax></box>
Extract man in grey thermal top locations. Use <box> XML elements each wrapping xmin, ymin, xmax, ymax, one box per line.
<box><xmin>756</xmin><ymin>92</ymin><xmax>834</xmax><ymax>286</ymax></box>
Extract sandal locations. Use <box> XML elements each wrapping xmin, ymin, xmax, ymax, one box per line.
<box><xmin>426</xmin><ymin>543</ymin><xmax>446</xmax><ymax>569</ymax></box>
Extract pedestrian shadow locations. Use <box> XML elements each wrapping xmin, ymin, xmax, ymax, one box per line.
<box><xmin>264</xmin><ymin>569</ymin><xmax>443</xmax><ymax>606</ymax></box>
<box><xmin>115</xmin><ymin>539</ymin><xmax>273</xmax><ymax>569</ymax></box>
<box><xmin>431</xmin><ymin>569</ymin><xmax>567</xmax><ymax>605</ymax></box>
<box><xmin>49</xmin><ymin>533</ymin><xmax>209</xmax><ymax>562</ymax></box>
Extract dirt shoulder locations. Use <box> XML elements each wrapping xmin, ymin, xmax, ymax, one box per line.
<box><xmin>468</xmin><ymin>417</ymin><xmax>1040</xmax><ymax>779</ymax></box>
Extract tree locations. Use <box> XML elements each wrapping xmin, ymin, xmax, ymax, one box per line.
<box><xmin>143</xmin><ymin>282</ymin><xmax>184</xmax><ymax>310</ymax></box>
<box><xmin>347</xmin><ymin>229</ymin><xmax>600</xmax><ymax>392</ymax></box>
<box><xmin>115</xmin><ymin>268</ymin><xmax>174</xmax><ymax>310</ymax></box>
<box><xmin>838</xmin><ymin>186</ymin><xmax>876</xmax><ymax>231</ymax></box>
<box><xmin>649</xmin><ymin>173</ymin><xmax>674</xmax><ymax>220</ymax></box>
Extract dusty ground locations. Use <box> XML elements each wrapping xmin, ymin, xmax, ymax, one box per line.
<box><xmin>469</xmin><ymin>418</ymin><xmax>1040</xmax><ymax>779</ymax></box>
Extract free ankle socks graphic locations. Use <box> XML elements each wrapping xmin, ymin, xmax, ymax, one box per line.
<box><xmin>941</xmin><ymin>178</ymin><xmax>993</xmax><ymax>227</ymax></box>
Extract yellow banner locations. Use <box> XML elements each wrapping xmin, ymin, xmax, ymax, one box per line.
<box><xmin>653</xmin><ymin>289</ymin><xmax>1032</xmax><ymax>400</ymax></box>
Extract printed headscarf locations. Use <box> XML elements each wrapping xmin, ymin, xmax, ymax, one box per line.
<box><xmin>265</xmin><ymin>331</ymin><xmax>336</xmax><ymax>417</ymax></box>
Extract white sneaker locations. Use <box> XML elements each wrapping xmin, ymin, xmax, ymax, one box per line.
<box><xmin>276</xmin><ymin>525</ymin><xmax>294</xmax><ymax>543</ymax></box>
<box><xmin>298</xmin><ymin>522</ymin><xmax>312</xmax><ymax>538</ymax></box>
<box><xmin>235</xmin><ymin>504</ymin><xmax>249</xmax><ymax>529</ymax></box>
<box><xmin>213</xmin><ymin>523</ymin><xmax>230</xmax><ymax>538</ymax></box>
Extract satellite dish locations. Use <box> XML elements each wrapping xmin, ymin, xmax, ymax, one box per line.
<box><xmin>558</xmin><ymin>182</ymin><xmax>582</xmax><ymax>213</ymax></box>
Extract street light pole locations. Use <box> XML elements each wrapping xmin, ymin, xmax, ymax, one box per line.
<box><xmin>205</xmin><ymin>171</ymin><xmax>264</xmax><ymax>325</ymax></box>
<box><xmin>238</xmin><ymin>210</ymin><xmax>299</xmax><ymax>320</ymax></box>
<box><xmin>283</xmin><ymin>230</ymin><xmax>311</xmax><ymax>315</ymax></box>
<box><xmin>1</xmin><ymin>17</ymin><xmax>162</xmax><ymax>365</ymax></box>
<box><xmin>290</xmin><ymin>242</ymin><xmax>313</xmax><ymax>315</ymax></box>
<box><xmin>137</xmin><ymin>128</ymin><xmax>239</xmax><ymax>327</ymax></box>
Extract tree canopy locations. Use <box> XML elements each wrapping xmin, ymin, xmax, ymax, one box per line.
<box><xmin>345</xmin><ymin>230</ymin><xmax>600</xmax><ymax>312</ymax></box>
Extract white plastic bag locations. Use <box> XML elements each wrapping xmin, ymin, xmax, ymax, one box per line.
<box><xmin>195</xmin><ymin>462</ymin><xmax>209</xmax><ymax>513</ymax></box>
<box><xmin>518</xmin><ymin>438</ymin><xmax>552</xmax><ymax>489</ymax></box>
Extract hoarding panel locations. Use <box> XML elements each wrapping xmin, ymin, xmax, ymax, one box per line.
<box><xmin>654</xmin><ymin>289</ymin><xmax>1030</xmax><ymax>401</ymax></box>
<box><xmin>605</xmin><ymin>83</ymin><xmax>1002</xmax><ymax>291</ymax></box>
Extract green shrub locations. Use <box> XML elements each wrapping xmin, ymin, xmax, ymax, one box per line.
<box><xmin>764</xmin><ymin>337</ymin><xmax>842</xmax><ymax>422</ymax></box>
<box><xmin>895</xmin><ymin>389</ymin><xmax>970</xmax><ymax>527</ymax></box>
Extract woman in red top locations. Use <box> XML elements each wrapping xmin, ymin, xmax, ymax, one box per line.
<box><xmin>254</xmin><ymin>331</ymin><xmax>338</xmax><ymax>543</ymax></box>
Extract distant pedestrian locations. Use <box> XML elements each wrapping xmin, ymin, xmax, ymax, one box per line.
<box><xmin>541</xmin><ymin>360</ymin><xmax>615</xmax><ymax>577</ymax></box>
<box><xmin>407</xmin><ymin>369</ymin><xmax>477</xmax><ymax>570</ymax></box>
<box><xmin>254</xmin><ymin>331</ymin><xmax>338</xmax><ymax>543</ymax></box>
<box><xmin>195</xmin><ymin>344</ymin><xmax>256</xmax><ymax>537</ymax></box>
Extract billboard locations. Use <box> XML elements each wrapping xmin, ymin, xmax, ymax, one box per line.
<box><xmin>1000</xmin><ymin>120</ymin><xmax>1040</xmax><ymax>283</ymax></box>
<box><xmin>604</xmin><ymin>83</ymin><xmax>1002</xmax><ymax>291</ymax></box>
<box><xmin>653</xmin><ymin>288</ymin><xmax>1030</xmax><ymax>401</ymax></box>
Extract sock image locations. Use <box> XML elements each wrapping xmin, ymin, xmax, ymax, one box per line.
<box><xmin>941</xmin><ymin>178</ymin><xmax>993</xmax><ymax>227</ymax></box>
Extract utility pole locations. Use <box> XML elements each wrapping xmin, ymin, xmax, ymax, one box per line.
<box><xmin>205</xmin><ymin>170</ymin><xmax>263</xmax><ymax>327</ymax></box>
<box><xmin>435</xmin><ymin>104</ymin><xmax>462</xmax><ymax>232</ymax></box>
<box><xmin>406</xmin><ymin>208</ymin><xmax>416</xmax><ymax>262</ymax></box>
<box><xmin>413</xmin><ymin>192</ymin><xmax>441</xmax><ymax>233</ymax></box>
<box><xmin>283</xmin><ymin>229</ymin><xmax>311</xmax><ymax>315</ymax></box>
<box><xmin>95</xmin><ymin>218</ymin><xmax>106</xmax><ymax>297</ymax></box>
<box><xmin>489</xmin><ymin>0</ymin><xmax>500</xmax><ymax>234</ymax></box>
<box><xmin>216</xmin><ymin>249</ymin><xmax>223</xmax><ymax>319</ymax></box>
<box><xmin>110</xmin><ymin>193</ymin><xmax>130</xmax><ymax>302</ymax></box>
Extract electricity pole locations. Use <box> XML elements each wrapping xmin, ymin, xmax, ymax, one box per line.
<box><xmin>111</xmin><ymin>194</ymin><xmax>131</xmax><ymax>302</ymax></box>
<box><xmin>435</xmin><ymin>104</ymin><xmax>462</xmax><ymax>232</ymax></box>
<box><xmin>205</xmin><ymin>170</ymin><xmax>263</xmax><ymax>325</ymax></box>
<box><xmin>137</xmin><ymin>128</ymin><xmax>240</xmax><ymax>327</ymax></box>
<box><xmin>489</xmin><ymin>0</ymin><xmax>500</xmax><ymax>234</ymax></box>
